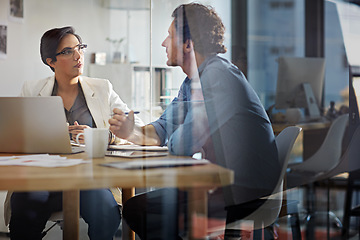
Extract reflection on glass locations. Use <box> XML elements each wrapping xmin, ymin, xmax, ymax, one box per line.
<box><xmin>113</xmin><ymin>2</ymin><xmax>281</xmax><ymax>239</ymax></box>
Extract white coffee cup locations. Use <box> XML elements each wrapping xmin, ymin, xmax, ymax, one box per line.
<box><xmin>76</xmin><ymin>128</ymin><xmax>109</xmax><ymax>158</ymax></box>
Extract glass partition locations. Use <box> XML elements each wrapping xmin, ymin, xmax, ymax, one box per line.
<box><xmin>0</xmin><ymin>0</ymin><xmax>359</xmax><ymax>239</ymax></box>
<box><xmin>248</xmin><ymin>0</ymin><xmax>305</xmax><ymax>109</ymax></box>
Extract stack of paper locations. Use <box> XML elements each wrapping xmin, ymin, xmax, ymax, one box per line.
<box><xmin>0</xmin><ymin>154</ymin><xmax>90</xmax><ymax>167</ymax></box>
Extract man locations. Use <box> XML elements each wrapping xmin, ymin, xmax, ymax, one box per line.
<box><xmin>109</xmin><ymin>3</ymin><xmax>280</xmax><ymax>239</ymax></box>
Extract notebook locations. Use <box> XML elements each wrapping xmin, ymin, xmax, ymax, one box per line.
<box><xmin>105</xmin><ymin>150</ymin><xmax>168</xmax><ymax>158</ymax></box>
<box><xmin>0</xmin><ymin>97</ymin><xmax>83</xmax><ymax>154</ymax></box>
<box><xmin>101</xmin><ymin>158</ymin><xmax>210</xmax><ymax>169</ymax></box>
<box><xmin>108</xmin><ymin>144</ymin><xmax>168</xmax><ymax>152</ymax></box>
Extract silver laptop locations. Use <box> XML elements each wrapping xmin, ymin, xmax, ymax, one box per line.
<box><xmin>0</xmin><ymin>97</ymin><xmax>82</xmax><ymax>154</ymax></box>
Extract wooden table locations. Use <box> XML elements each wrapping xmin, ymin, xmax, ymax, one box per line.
<box><xmin>0</xmin><ymin>153</ymin><xmax>234</xmax><ymax>240</ymax></box>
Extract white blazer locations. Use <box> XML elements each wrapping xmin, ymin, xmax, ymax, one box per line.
<box><xmin>20</xmin><ymin>75</ymin><xmax>144</xmax><ymax>128</ymax></box>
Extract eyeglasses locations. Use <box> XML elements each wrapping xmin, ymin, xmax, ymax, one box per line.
<box><xmin>55</xmin><ymin>44</ymin><xmax>87</xmax><ymax>58</ymax></box>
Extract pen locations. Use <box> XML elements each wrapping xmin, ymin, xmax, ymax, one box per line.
<box><xmin>111</xmin><ymin>111</ymin><xmax>140</xmax><ymax>117</ymax></box>
<box><xmin>125</xmin><ymin>111</ymin><xmax>140</xmax><ymax>115</ymax></box>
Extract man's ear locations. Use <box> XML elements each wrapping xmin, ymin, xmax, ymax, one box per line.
<box><xmin>183</xmin><ymin>39</ymin><xmax>194</xmax><ymax>53</ymax></box>
<box><xmin>46</xmin><ymin>58</ymin><xmax>55</xmax><ymax>68</ymax></box>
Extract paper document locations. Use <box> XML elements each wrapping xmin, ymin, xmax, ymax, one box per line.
<box><xmin>0</xmin><ymin>154</ymin><xmax>90</xmax><ymax>167</ymax></box>
<box><xmin>108</xmin><ymin>144</ymin><xmax>168</xmax><ymax>152</ymax></box>
<box><xmin>106</xmin><ymin>151</ymin><xmax>168</xmax><ymax>158</ymax></box>
<box><xmin>101</xmin><ymin>158</ymin><xmax>209</xmax><ymax>170</ymax></box>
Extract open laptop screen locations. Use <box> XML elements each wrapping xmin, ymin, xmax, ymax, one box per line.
<box><xmin>0</xmin><ymin>97</ymin><xmax>74</xmax><ymax>154</ymax></box>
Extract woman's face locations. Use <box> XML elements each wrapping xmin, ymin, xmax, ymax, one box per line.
<box><xmin>51</xmin><ymin>34</ymin><xmax>85</xmax><ymax>79</ymax></box>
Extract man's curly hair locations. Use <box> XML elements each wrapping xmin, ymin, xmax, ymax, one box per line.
<box><xmin>172</xmin><ymin>3</ymin><xmax>227</xmax><ymax>56</ymax></box>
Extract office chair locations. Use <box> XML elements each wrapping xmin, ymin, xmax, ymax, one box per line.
<box><xmin>41</xmin><ymin>188</ymin><xmax>123</xmax><ymax>239</ymax></box>
<box><xmin>341</xmin><ymin>124</ymin><xmax>360</xmax><ymax>239</ymax></box>
<box><xmin>342</xmin><ymin>169</ymin><xmax>360</xmax><ymax>240</ymax></box>
<box><xmin>224</xmin><ymin>126</ymin><xmax>302</xmax><ymax>239</ymax></box>
<box><xmin>42</xmin><ymin>209</ymin><xmax>123</xmax><ymax>239</ymax></box>
<box><xmin>288</xmin><ymin>114</ymin><xmax>349</xmax><ymax>239</ymax></box>
<box><xmin>41</xmin><ymin>211</ymin><xmax>64</xmax><ymax>238</ymax></box>
<box><xmin>288</xmin><ymin>114</ymin><xmax>348</xmax><ymax>175</ymax></box>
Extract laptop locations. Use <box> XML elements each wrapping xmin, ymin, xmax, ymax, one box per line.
<box><xmin>0</xmin><ymin>97</ymin><xmax>83</xmax><ymax>154</ymax></box>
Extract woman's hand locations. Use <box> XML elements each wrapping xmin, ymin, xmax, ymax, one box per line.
<box><xmin>68</xmin><ymin>121</ymin><xmax>90</xmax><ymax>144</ymax></box>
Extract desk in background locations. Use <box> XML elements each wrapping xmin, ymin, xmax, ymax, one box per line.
<box><xmin>273</xmin><ymin>120</ymin><xmax>331</xmax><ymax>160</ymax></box>
<box><xmin>0</xmin><ymin>153</ymin><xmax>233</xmax><ymax>240</ymax></box>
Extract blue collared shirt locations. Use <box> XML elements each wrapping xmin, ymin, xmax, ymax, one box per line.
<box><xmin>151</xmin><ymin>55</ymin><xmax>280</xmax><ymax>194</ymax></box>
<box><xmin>150</xmin><ymin>76</ymin><xmax>194</xmax><ymax>151</ymax></box>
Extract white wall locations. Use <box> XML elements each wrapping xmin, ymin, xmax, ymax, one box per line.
<box><xmin>0</xmin><ymin>0</ymin><xmax>111</xmax><ymax>96</ymax></box>
<box><xmin>0</xmin><ymin>0</ymin><xmax>231</xmax><ymax>97</ymax></box>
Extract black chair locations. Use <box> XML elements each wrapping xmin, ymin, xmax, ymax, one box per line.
<box><xmin>342</xmin><ymin>170</ymin><xmax>360</xmax><ymax>239</ymax></box>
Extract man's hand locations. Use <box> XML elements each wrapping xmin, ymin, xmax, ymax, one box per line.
<box><xmin>109</xmin><ymin>108</ymin><xmax>135</xmax><ymax>139</ymax></box>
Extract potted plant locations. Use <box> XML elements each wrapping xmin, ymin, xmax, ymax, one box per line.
<box><xmin>106</xmin><ymin>37</ymin><xmax>125</xmax><ymax>63</ymax></box>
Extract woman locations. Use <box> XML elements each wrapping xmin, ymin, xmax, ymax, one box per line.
<box><xmin>8</xmin><ymin>26</ymin><xmax>143</xmax><ymax>240</ymax></box>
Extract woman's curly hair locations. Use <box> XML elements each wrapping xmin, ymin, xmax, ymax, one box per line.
<box><xmin>172</xmin><ymin>3</ymin><xmax>227</xmax><ymax>56</ymax></box>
